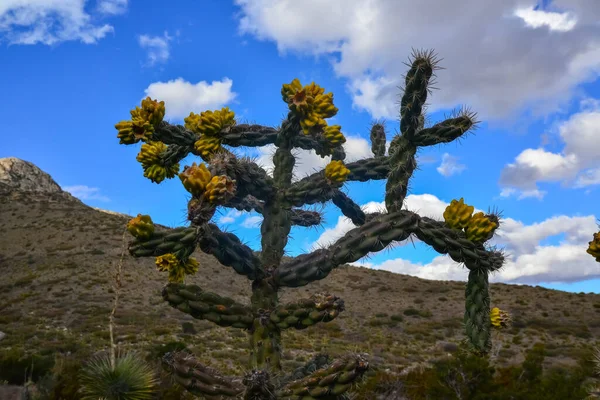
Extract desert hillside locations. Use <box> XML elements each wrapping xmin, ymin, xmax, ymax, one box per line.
<box><xmin>1</xmin><ymin>157</ymin><xmax>599</xmax><ymax>390</ymax></box>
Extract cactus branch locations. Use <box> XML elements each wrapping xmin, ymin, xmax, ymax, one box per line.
<box><xmin>162</xmin><ymin>283</ymin><xmax>254</xmax><ymax>329</ymax></box>
<box><xmin>226</xmin><ymin>195</ymin><xmax>323</xmax><ymax>228</ymax></box>
<box><xmin>208</xmin><ymin>151</ymin><xmax>276</xmax><ymax>202</ymax></box>
<box><xmin>274</xmin><ymin>210</ymin><xmax>504</xmax><ymax>288</ymax></box>
<box><xmin>331</xmin><ymin>189</ymin><xmax>367</xmax><ymax>226</ymax></box>
<box><xmin>411</xmin><ymin>108</ymin><xmax>479</xmax><ymax>147</ymax></box>
<box><xmin>197</xmin><ymin>223</ymin><xmax>265</xmax><ymax>280</ymax></box>
<box><xmin>162</xmin><ymin>351</ymin><xmax>245</xmax><ymax>399</ymax></box>
<box><xmin>270</xmin><ymin>293</ymin><xmax>345</xmax><ymax>330</ymax></box>
<box><xmin>275</xmin><ymin>353</ymin><xmax>369</xmax><ymax>398</ymax></box>
<box><xmin>345</xmin><ymin>156</ymin><xmax>391</xmax><ymax>182</ymax></box>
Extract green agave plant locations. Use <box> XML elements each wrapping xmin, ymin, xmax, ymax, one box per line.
<box><xmin>79</xmin><ymin>351</ymin><xmax>157</xmax><ymax>400</ymax></box>
<box><xmin>587</xmin><ymin>347</ymin><xmax>600</xmax><ymax>399</ymax></box>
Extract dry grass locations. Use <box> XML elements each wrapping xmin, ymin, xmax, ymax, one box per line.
<box><xmin>1</xmin><ymin>192</ymin><xmax>599</xmax><ymax>378</ymax></box>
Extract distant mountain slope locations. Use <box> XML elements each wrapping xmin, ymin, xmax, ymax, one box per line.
<box><xmin>1</xmin><ymin>157</ymin><xmax>599</xmax><ymax>383</ymax></box>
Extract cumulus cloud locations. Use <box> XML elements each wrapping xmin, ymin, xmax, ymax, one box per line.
<box><xmin>144</xmin><ymin>78</ymin><xmax>238</xmax><ymax>120</ymax></box>
<box><xmin>138</xmin><ymin>31</ymin><xmax>173</xmax><ymax>66</ymax></box>
<box><xmin>309</xmin><ymin>193</ymin><xmax>599</xmax><ymax>284</ymax></box>
<box><xmin>63</xmin><ymin>185</ymin><xmax>110</xmax><ymax>202</ymax></box>
<box><xmin>0</xmin><ymin>0</ymin><xmax>121</xmax><ymax>45</ymax></box>
<box><xmin>97</xmin><ymin>0</ymin><xmax>128</xmax><ymax>15</ymax></box>
<box><xmin>499</xmin><ymin>100</ymin><xmax>600</xmax><ymax>198</ymax></box>
<box><xmin>241</xmin><ymin>215</ymin><xmax>263</xmax><ymax>228</ymax></box>
<box><xmin>218</xmin><ymin>209</ymin><xmax>243</xmax><ymax>224</ymax></box>
<box><xmin>234</xmin><ymin>0</ymin><xmax>600</xmax><ymax>121</ymax></box>
<box><xmin>437</xmin><ymin>153</ymin><xmax>466</xmax><ymax>177</ymax></box>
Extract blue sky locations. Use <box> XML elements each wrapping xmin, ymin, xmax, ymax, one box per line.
<box><xmin>2</xmin><ymin>0</ymin><xmax>600</xmax><ymax>294</ymax></box>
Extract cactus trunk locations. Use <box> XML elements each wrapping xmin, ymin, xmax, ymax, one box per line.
<box><xmin>249</xmin><ymin>279</ymin><xmax>282</xmax><ymax>374</ymax></box>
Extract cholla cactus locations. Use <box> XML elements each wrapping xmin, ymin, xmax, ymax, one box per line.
<box><xmin>115</xmin><ymin>49</ymin><xmax>506</xmax><ymax>399</ymax></box>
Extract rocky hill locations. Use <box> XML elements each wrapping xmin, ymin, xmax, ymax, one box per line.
<box><xmin>1</xmin><ymin>157</ymin><xmax>599</xmax><ymax>393</ymax></box>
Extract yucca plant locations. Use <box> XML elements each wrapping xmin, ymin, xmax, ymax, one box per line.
<box><xmin>79</xmin><ymin>351</ymin><xmax>158</xmax><ymax>400</ymax></box>
<box><xmin>586</xmin><ymin>347</ymin><xmax>600</xmax><ymax>399</ymax></box>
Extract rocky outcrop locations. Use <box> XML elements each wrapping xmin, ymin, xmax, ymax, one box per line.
<box><xmin>0</xmin><ymin>157</ymin><xmax>81</xmax><ymax>203</ymax></box>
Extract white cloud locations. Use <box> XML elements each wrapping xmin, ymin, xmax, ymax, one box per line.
<box><xmin>241</xmin><ymin>215</ymin><xmax>263</xmax><ymax>228</ymax></box>
<box><xmin>63</xmin><ymin>185</ymin><xmax>110</xmax><ymax>202</ymax></box>
<box><xmin>315</xmin><ymin>193</ymin><xmax>600</xmax><ymax>284</ymax></box>
<box><xmin>234</xmin><ymin>0</ymin><xmax>600</xmax><ymax>121</ymax></box>
<box><xmin>138</xmin><ymin>31</ymin><xmax>172</xmax><ymax>66</ymax></box>
<box><xmin>0</xmin><ymin>0</ymin><xmax>118</xmax><ymax>45</ymax></box>
<box><xmin>144</xmin><ymin>78</ymin><xmax>238</xmax><ymax>120</ymax></box>
<box><xmin>218</xmin><ymin>209</ymin><xmax>243</xmax><ymax>224</ymax></box>
<box><xmin>499</xmin><ymin>100</ymin><xmax>600</xmax><ymax>198</ymax></box>
<box><xmin>97</xmin><ymin>0</ymin><xmax>127</xmax><ymax>15</ymax></box>
<box><xmin>514</xmin><ymin>6</ymin><xmax>578</xmax><ymax>32</ymax></box>
<box><xmin>437</xmin><ymin>153</ymin><xmax>466</xmax><ymax>177</ymax></box>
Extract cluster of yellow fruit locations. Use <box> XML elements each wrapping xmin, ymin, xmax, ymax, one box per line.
<box><xmin>135</xmin><ymin>141</ymin><xmax>180</xmax><ymax>183</ymax></box>
<box><xmin>155</xmin><ymin>253</ymin><xmax>199</xmax><ymax>284</ymax></box>
<box><xmin>115</xmin><ymin>97</ymin><xmax>165</xmax><ymax>145</ymax></box>
<box><xmin>281</xmin><ymin>79</ymin><xmax>346</xmax><ymax>145</ymax></box>
<box><xmin>126</xmin><ymin>214</ymin><xmax>199</xmax><ymax>283</ymax></box>
<box><xmin>587</xmin><ymin>232</ymin><xmax>600</xmax><ymax>262</ymax></box>
<box><xmin>443</xmin><ymin>198</ymin><xmax>498</xmax><ymax>243</ymax></box>
<box><xmin>178</xmin><ymin>162</ymin><xmax>236</xmax><ymax>204</ymax></box>
<box><xmin>127</xmin><ymin>214</ymin><xmax>155</xmax><ymax>240</ymax></box>
<box><xmin>490</xmin><ymin>307</ymin><xmax>511</xmax><ymax>329</ymax></box>
<box><xmin>184</xmin><ymin>107</ymin><xmax>236</xmax><ymax>161</ymax></box>
<box><xmin>324</xmin><ymin>160</ymin><xmax>351</xmax><ymax>184</ymax></box>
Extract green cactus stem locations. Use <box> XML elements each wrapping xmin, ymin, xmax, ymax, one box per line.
<box><xmin>370</xmin><ymin>122</ymin><xmax>387</xmax><ymax>157</ymax></box>
<box><xmin>162</xmin><ymin>283</ymin><xmax>254</xmax><ymax>329</ymax></box>
<box><xmin>464</xmin><ymin>268</ymin><xmax>492</xmax><ymax>354</ymax></box>
<box><xmin>331</xmin><ymin>190</ymin><xmax>367</xmax><ymax>226</ymax></box>
<box><xmin>226</xmin><ymin>195</ymin><xmax>323</xmax><ymax>228</ymax></box>
<box><xmin>274</xmin><ymin>210</ymin><xmax>503</xmax><ymax>288</ymax></box>
<box><xmin>162</xmin><ymin>351</ymin><xmax>245</xmax><ymax>399</ymax></box>
<box><xmin>270</xmin><ymin>293</ymin><xmax>344</xmax><ymax>330</ymax></box>
<box><xmin>275</xmin><ymin>353</ymin><xmax>369</xmax><ymax>399</ymax></box>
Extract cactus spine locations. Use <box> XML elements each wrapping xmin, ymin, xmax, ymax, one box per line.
<box><xmin>116</xmin><ymin>49</ymin><xmax>506</xmax><ymax>399</ymax></box>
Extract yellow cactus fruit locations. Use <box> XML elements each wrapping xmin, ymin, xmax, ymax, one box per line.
<box><xmin>183</xmin><ymin>257</ymin><xmax>199</xmax><ymax>275</ymax></box>
<box><xmin>490</xmin><ymin>307</ymin><xmax>511</xmax><ymax>329</ymax></box>
<box><xmin>140</xmin><ymin>96</ymin><xmax>166</xmax><ymax>126</ymax></box>
<box><xmin>204</xmin><ymin>175</ymin><xmax>236</xmax><ymax>204</ymax></box>
<box><xmin>587</xmin><ymin>232</ymin><xmax>600</xmax><ymax>262</ymax></box>
<box><xmin>300</xmin><ymin>112</ymin><xmax>327</xmax><ymax>135</ymax></box>
<box><xmin>443</xmin><ymin>198</ymin><xmax>475</xmax><ymax>230</ymax></box>
<box><xmin>115</xmin><ymin>117</ymin><xmax>154</xmax><ymax>145</ymax></box>
<box><xmin>464</xmin><ymin>212</ymin><xmax>498</xmax><ymax>242</ymax></box>
<box><xmin>194</xmin><ymin>136</ymin><xmax>222</xmax><ymax>161</ymax></box>
<box><xmin>115</xmin><ymin>97</ymin><xmax>165</xmax><ymax>145</ymax></box>
<box><xmin>179</xmin><ymin>162</ymin><xmax>212</xmax><ymax>195</ymax></box>
<box><xmin>184</xmin><ymin>108</ymin><xmax>235</xmax><ymax>136</ymax></box>
<box><xmin>325</xmin><ymin>160</ymin><xmax>351</xmax><ymax>184</ymax></box>
<box><xmin>126</xmin><ymin>214</ymin><xmax>154</xmax><ymax>240</ymax></box>
<box><xmin>184</xmin><ymin>112</ymin><xmax>202</xmax><ymax>134</ymax></box>
<box><xmin>313</xmin><ymin>92</ymin><xmax>338</xmax><ymax>119</ymax></box>
<box><xmin>142</xmin><ymin>164</ymin><xmax>179</xmax><ymax>184</ymax></box>
<box><xmin>136</xmin><ymin>141</ymin><xmax>179</xmax><ymax>183</ymax></box>
<box><xmin>136</xmin><ymin>141</ymin><xmax>166</xmax><ymax>168</ymax></box>
<box><xmin>156</xmin><ymin>253</ymin><xmax>179</xmax><ymax>272</ymax></box>
<box><xmin>305</xmin><ymin>82</ymin><xmax>325</xmax><ymax>98</ymax></box>
<box><xmin>282</xmin><ymin>79</ymin><xmax>338</xmax><ymax>129</ymax></box>
<box><xmin>281</xmin><ymin>78</ymin><xmax>304</xmax><ymax>104</ymax></box>
<box><xmin>323</xmin><ymin>125</ymin><xmax>346</xmax><ymax>146</ymax></box>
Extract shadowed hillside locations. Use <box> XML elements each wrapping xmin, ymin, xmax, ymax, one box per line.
<box><xmin>1</xmin><ymin>157</ymin><xmax>599</xmax><ymax>396</ymax></box>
